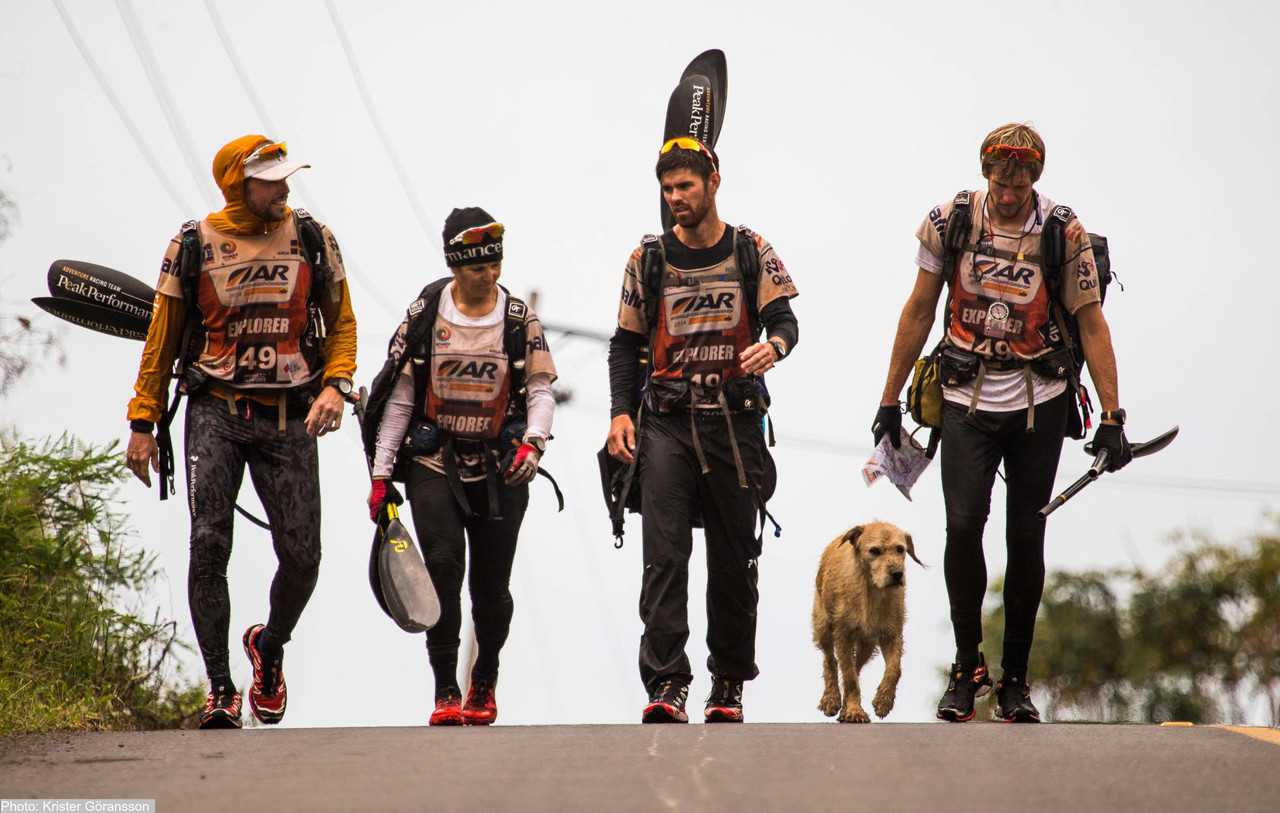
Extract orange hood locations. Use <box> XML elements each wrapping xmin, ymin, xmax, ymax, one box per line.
<box><xmin>206</xmin><ymin>134</ymin><xmax>290</xmax><ymax>235</ymax></box>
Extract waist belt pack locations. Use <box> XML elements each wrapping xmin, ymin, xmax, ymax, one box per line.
<box><xmin>644</xmin><ymin>376</ymin><xmax>765</xmax><ymax>415</ymax></box>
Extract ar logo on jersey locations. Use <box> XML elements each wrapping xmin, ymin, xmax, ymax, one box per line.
<box><xmin>671</xmin><ymin>291</ymin><xmax>735</xmax><ymax>316</ymax></box>
<box><xmin>227</xmin><ymin>264</ymin><xmax>291</xmax><ymax>286</ymax></box>
<box><xmin>664</xmin><ymin>280</ymin><xmax>742</xmax><ymax>336</ymax></box>
<box><xmin>437</xmin><ymin>359</ymin><xmax>498</xmax><ymax>380</ymax></box>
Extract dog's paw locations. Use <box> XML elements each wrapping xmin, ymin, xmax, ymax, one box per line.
<box><xmin>873</xmin><ymin>687</ymin><xmax>897</xmax><ymax>719</ymax></box>
<box><xmin>837</xmin><ymin>705</ymin><xmax>871</xmax><ymax>724</ymax></box>
<box><xmin>818</xmin><ymin>691</ymin><xmax>842</xmax><ymax>717</ymax></box>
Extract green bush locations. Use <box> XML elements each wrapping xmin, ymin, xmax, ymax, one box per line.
<box><xmin>0</xmin><ymin>434</ymin><xmax>202</xmax><ymax>732</ymax></box>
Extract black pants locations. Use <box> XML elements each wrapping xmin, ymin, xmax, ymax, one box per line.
<box><xmin>637</xmin><ymin>411</ymin><xmax>766</xmax><ymax>691</ymax></box>
<box><xmin>939</xmin><ymin>391</ymin><xmax>1068</xmax><ymax>676</ymax></box>
<box><xmin>185</xmin><ymin>393</ymin><xmax>322</xmax><ymax>680</ymax></box>
<box><xmin>405</xmin><ymin>464</ymin><xmax>528</xmax><ymax>687</ymax></box>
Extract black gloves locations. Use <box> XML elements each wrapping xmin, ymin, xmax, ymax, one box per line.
<box><xmin>872</xmin><ymin>404</ymin><xmax>902</xmax><ymax>449</ymax></box>
<box><xmin>1090</xmin><ymin>422</ymin><xmax>1132</xmax><ymax>472</ymax></box>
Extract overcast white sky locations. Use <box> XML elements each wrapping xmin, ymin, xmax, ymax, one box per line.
<box><xmin>3</xmin><ymin>0</ymin><xmax>1279</xmax><ymax>727</ymax></box>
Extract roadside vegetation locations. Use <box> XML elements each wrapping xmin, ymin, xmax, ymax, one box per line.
<box><xmin>2</xmin><ymin>186</ymin><xmax>200</xmax><ymax>733</ymax></box>
<box><xmin>0</xmin><ymin>435</ymin><xmax>203</xmax><ymax>732</ymax></box>
<box><xmin>980</xmin><ymin>515</ymin><xmax>1280</xmax><ymax>725</ymax></box>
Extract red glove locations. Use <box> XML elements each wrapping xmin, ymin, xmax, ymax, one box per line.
<box><xmin>503</xmin><ymin>443</ymin><xmax>541</xmax><ymax>486</ymax></box>
<box><xmin>367</xmin><ymin>479</ymin><xmax>403</xmax><ymax>521</ymax></box>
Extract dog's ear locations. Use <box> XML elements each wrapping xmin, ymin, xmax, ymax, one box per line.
<box><xmin>839</xmin><ymin>526</ymin><xmax>864</xmax><ymax>548</ymax></box>
<box><xmin>904</xmin><ymin>533</ymin><xmax>925</xmax><ymax>567</ymax></box>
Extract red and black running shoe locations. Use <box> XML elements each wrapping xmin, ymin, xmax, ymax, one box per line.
<box><xmin>642</xmin><ymin>680</ymin><xmax>689</xmax><ymax>724</ymax></box>
<box><xmin>936</xmin><ymin>653</ymin><xmax>992</xmax><ymax>723</ymax></box>
<box><xmin>242</xmin><ymin>624</ymin><xmax>287</xmax><ymax>725</ymax></box>
<box><xmin>462</xmin><ymin>680</ymin><xmax>497</xmax><ymax>726</ymax></box>
<box><xmin>198</xmin><ymin>690</ymin><xmax>243</xmax><ymax>730</ymax></box>
<box><xmin>704</xmin><ymin>676</ymin><xmax>744</xmax><ymax>723</ymax></box>
<box><xmin>429</xmin><ymin>690</ymin><xmax>464</xmax><ymax>726</ymax></box>
<box><xmin>995</xmin><ymin>675</ymin><xmax>1042</xmax><ymax>723</ymax></box>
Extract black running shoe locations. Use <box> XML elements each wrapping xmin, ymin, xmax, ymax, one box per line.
<box><xmin>995</xmin><ymin>675</ymin><xmax>1041</xmax><ymax>723</ymax></box>
<box><xmin>642</xmin><ymin>680</ymin><xmax>689</xmax><ymax>724</ymax></box>
<box><xmin>704</xmin><ymin>676</ymin><xmax>744</xmax><ymax>723</ymax></box>
<box><xmin>936</xmin><ymin>653</ymin><xmax>992</xmax><ymax>722</ymax></box>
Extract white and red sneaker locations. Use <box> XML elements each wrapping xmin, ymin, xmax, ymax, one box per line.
<box><xmin>242</xmin><ymin>624</ymin><xmax>287</xmax><ymax>725</ymax></box>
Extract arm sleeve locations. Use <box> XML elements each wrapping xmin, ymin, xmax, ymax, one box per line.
<box><xmin>523</xmin><ymin>372</ymin><xmax>555</xmax><ymax>440</ymax></box>
<box><xmin>371</xmin><ymin>362</ymin><xmax>414</xmax><ymax>479</ymax></box>
<box><xmin>761</xmin><ymin>297</ymin><xmax>798</xmax><ymax>354</ymax></box>
<box><xmin>319</xmin><ymin>277</ymin><xmax>357</xmax><ymax>383</ymax></box>
<box><xmin>607</xmin><ymin>327</ymin><xmax>647</xmax><ymax>418</ymax></box>
<box><xmin>126</xmin><ymin>292</ymin><xmax>187</xmax><ymax>424</ymax></box>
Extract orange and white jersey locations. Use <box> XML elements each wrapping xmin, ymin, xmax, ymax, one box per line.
<box><xmin>916</xmin><ymin>190</ymin><xmax>1100</xmax><ymax>363</ymax></box>
<box><xmin>154</xmin><ymin>217</ymin><xmax>346</xmax><ymax>388</ymax></box>
<box><xmin>617</xmin><ymin>227</ymin><xmax>798</xmax><ymax>388</ymax></box>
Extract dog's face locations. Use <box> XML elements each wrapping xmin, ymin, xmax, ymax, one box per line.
<box><xmin>840</xmin><ymin>522</ymin><xmax>922</xmax><ymax>589</ymax></box>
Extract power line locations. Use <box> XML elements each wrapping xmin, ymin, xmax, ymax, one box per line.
<box><xmin>51</xmin><ymin>0</ymin><xmax>191</xmax><ymax>212</ymax></box>
<box><xmin>199</xmin><ymin>0</ymin><xmax>402</xmax><ymax>321</ymax></box>
<box><xmin>323</xmin><ymin>0</ymin><xmax>436</xmax><ymax>245</ymax></box>
<box><xmin>113</xmin><ymin>0</ymin><xmax>220</xmax><ymax>212</ymax></box>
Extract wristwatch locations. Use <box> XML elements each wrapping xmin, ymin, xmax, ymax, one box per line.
<box><xmin>1100</xmin><ymin>408</ymin><xmax>1126</xmax><ymax>425</ymax></box>
<box><xmin>523</xmin><ymin>435</ymin><xmax>547</xmax><ymax>453</ymax></box>
<box><xmin>768</xmin><ymin>339</ymin><xmax>787</xmax><ymax>361</ymax></box>
<box><xmin>324</xmin><ymin>377</ymin><xmax>353</xmax><ymax>397</ymax></box>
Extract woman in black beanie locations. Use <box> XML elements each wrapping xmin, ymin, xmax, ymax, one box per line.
<box><xmin>367</xmin><ymin>207</ymin><xmax>558</xmax><ymax>725</ymax></box>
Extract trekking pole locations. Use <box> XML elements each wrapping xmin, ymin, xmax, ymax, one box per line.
<box><xmin>1037</xmin><ymin>425</ymin><xmax>1180</xmax><ymax>520</ymax></box>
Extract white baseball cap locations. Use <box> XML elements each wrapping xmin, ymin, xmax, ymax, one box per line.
<box><xmin>242</xmin><ymin>141</ymin><xmax>310</xmax><ymax>182</ymax></box>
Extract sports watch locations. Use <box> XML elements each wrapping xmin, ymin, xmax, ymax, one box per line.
<box><xmin>324</xmin><ymin>377</ymin><xmax>353</xmax><ymax>397</ymax></box>
<box><xmin>523</xmin><ymin>435</ymin><xmax>547</xmax><ymax>453</ymax></box>
<box><xmin>1100</xmin><ymin>408</ymin><xmax>1126</xmax><ymax>425</ymax></box>
<box><xmin>768</xmin><ymin>339</ymin><xmax>787</xmax><ymax>361</ymax></box>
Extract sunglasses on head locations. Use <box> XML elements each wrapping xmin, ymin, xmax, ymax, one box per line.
<box><xmin>659</xmin><ymin>137</ymin><xmax>717</xmax><ymax>167</ymax></box>
<box><xmin>985</xmin><ymin>144</ymin><xmax>1042</xmax><ymax>163</ymax></box>
<box><xmin>448</xmin><ymin>222</ymin><xmax>504</xmax><ymax>245</ymax></box>
<box><xmin>244</xmin><ymin>141</ymin><xmax>288</xmax><ymax>165</ymax></box>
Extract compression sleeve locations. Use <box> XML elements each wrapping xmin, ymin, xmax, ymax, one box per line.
<box><xmin>608</xmin><ymin>327</ymin><xmax>646</xmax><ymax>418</ymax></box>
<box><xmin>524</xmin><ymin>373</ymin><xmax>554</xmax><ymax>440</ymax></box>
<box><xmin>760</xmin><ymin>297</ymin><xmax>799</xmax><ymax>355</ymax></box>
<box><xmin>372</xmin><ymin>362</ymin><xmax>414</xmax><ymax>479</ymax></box>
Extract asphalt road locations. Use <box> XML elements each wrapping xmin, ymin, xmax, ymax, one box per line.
<box><xmin>2</xmin><ymin>723</ymin><xmax>1278</xmax><ymax>812</ymax></box>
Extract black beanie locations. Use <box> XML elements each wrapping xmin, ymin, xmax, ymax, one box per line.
<box><xmin>442</xmin><ymin>206</ymin><xmax>503</xmax><ymax>267</ymax></box>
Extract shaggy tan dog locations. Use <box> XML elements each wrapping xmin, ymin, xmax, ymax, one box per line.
<box><xmin>813</xmin><ymin>521</ymin><xmax>923</xmax><ymax>723</ymax></box>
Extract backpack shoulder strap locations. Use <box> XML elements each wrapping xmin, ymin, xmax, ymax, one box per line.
<box><xmin>1040</xmin><ymin>203</ymin><xmax>1074</xmax><ymax>297</ymax></box>
<box><xmin>734</xmin><ymin>224</ymin><xmax>763</xmax><ymax>339</ymax></box>
<box><xmin>640</xmin><ymin>234</ymin><xmax>664</xmax><ymax>331</ymax></box>
<box><xmin>177</xmin><ymin>220</ymin><xmax>202</xmax><ymax>310</ymax></box>
<box><xmin>293</xmin><ymin>208</ymin><xmax>337</xmax><ymax>302</ymax></box>
<box><xmin>940</xmin><ymin>190</ymin><xmax>974</xmax><ymax>283</ymax></box>
<box><xmin>502</xmin><ymin>286</ymin><xmax>529</xmax><ymax>404</ymax></box>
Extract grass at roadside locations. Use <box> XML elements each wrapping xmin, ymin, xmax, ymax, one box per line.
<box><xmin>0</xmin><ymin>435</ymin><xmax>202</xmax><ymax>733</ymax></box>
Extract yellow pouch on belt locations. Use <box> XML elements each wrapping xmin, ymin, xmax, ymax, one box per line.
<box><xmin>906</xmin><ymin>350</ymin><xmax>943</xmax><ymax>429</ymax></box>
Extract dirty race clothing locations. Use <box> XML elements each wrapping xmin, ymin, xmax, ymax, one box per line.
<box><xmin>184</xmin><ymin>392</ymin><xmax>322</xmax><ymax>679</ymax></box>
<box><xmin>371</xmin><ymin>285</ymin><xmax>556</xmax><ymax>481</ymax></box>
<box><xmin>371</xmin><ymin>282</ymin><xmax>556</xmax><ymax>691</ymax></box>
<box><xmin>916</xmin><ymin>189</ymin><xmax>1100</xmax><ymax>413</ymax></box>
<box><xmin>609</xmin><ymin>224</ymin><xmax>798</xmax><ymax>693</ymax></box>
<box><xmin>127</xmin><ymin>205</ymin><xmax>355</xmax><ymax>685</ymax></box>
<box><xmin>915</xmin><ymin>190</ymin><xmax>1096</xmax><ymax>676</ymax></box>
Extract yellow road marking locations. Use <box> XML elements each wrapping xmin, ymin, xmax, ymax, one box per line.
<box><xmin>1214</xmin><ymin>726</ymin><xmax>1280</xmax><ymax>747</ymax></box>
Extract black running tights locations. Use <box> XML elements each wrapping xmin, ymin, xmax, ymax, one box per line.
<box><xmin>939</xmin><ymin>392</ymin><xmax>1067</xmax><ymax>676</ymax></box>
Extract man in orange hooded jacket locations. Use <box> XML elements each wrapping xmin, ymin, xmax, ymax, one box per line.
<box><xmin>125</xmin><ymin>135</ymin><xmax>357</xmax><ymax>729</ymax></box>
